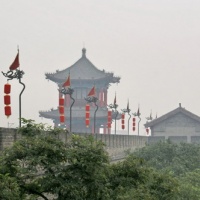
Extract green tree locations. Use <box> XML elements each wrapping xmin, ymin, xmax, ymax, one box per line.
<box><xmin>178</xmin><ymin>169</ymin><xmax>200</xmax><ymax>199</ymax></box>
<box><xmin>0</xmin><ymin>120</ymin><xmax>180</xmax><ymax>200</ymax></box>
<box><xmin>134</xmin><ymin>140</ymin><xmax>200</xmax><ymax>176</ymax></box>
<box><xmin>0</xmin><ymin>173</ymin><xmax>20</xmax><ymax>200</ymax></box>
<box><xmin>0</xmin><ymin>119</ymin><xmax>110</xmax><ymax>200</ymax></box>
<box><xmin>108</xmin><ymin>155</ymin><xmax>179</xmax><ymax>200</ymax></box>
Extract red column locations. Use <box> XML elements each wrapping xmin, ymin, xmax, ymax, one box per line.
<box><xmin>104</xmin><ymin>89</ymin><xmax>107</xmax><ymax>106</ymax></box>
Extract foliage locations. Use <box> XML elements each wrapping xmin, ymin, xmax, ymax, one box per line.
<box><xmin>0</xmin><ymin>173</ymin><xmax>20</xmax><ymax>200</ymax></box>
<box><xmin>108</xmin><ymin>154</ymin><xmax>179</xmax><ymax>200</ymax></box>
<box><xmin>134</xmin><ymin>140</ymin><xmax>200</xmax><ymax>176</ymax></box>
<box><xmin>0</xmin><ymin>119</ymin><xmax>110</xmax><ymax>200</ymax></box>
<box><xmin>178</xmin><ymin>169</ymin><xmax>200</xmax><ymax>199</ymax></box>
<box><xmin>133</xmin><ymin>140</ymin><xmax>200</xmax><ymax>199</ymax></box>
<box><xmin>0</xmin><ymin>120</ymin><xmax>180</xmax><ymax>199</ymax></box>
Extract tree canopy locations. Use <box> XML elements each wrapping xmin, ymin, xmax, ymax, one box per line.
<box><xmin>0</xmin><ymin>119</ymin><xmax>180</xmax><ymax>199</ymax></box>
<box><xmin>134</xmin><ymin>140</ymin><xmax>200</xmax><ymax>176</ymax></box>
<box><xmin>134</xmin><ymin>139</ymin><xmax>200</xmax><ymax>199</ymax></box>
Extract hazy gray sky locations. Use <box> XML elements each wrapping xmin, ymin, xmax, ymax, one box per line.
<box><xmin>1</xmin><ymin>0</ymin><xmax>200</xmax><ymax>134</ymax></box>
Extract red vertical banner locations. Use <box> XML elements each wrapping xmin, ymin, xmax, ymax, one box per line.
<box><xmin>4</xmin><ymin>83</ymin><xmax>11</xmax><ymax>117</ymax></box>
<box><xmin>85</xmin><ymin>104</ymin><xmax>90</xmax><ymax>127</ymax></box>
<box><xmin>121</xmin><ymin>113</ymin><xmax>125</xmax><ymax>129</ymax></box>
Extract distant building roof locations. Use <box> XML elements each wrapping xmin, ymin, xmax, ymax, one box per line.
<box><xmin>144</xmin><ymin>103</ymin><xmax>200</xmax><ymax>128</ymax></box>
<box><xmin>45</xmin><ymin>48</ymin><xmax>120</xmax><ymax>85</ymax></box>
<box><xmin>39</xmin><ymin>107</ymin><xmax>119</xmax><ymax>120</ymax></box>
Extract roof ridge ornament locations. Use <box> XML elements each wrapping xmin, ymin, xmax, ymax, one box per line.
<box><xmin>82</xmin><ymin>48</ymin><xmax>86</xmax><ymax>58</ymax></box>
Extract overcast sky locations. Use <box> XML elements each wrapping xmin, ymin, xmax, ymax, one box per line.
<box><xmin>1</xmin><ymin>0</ymin><xmax>200</xmax><ymax>134</ymax></box>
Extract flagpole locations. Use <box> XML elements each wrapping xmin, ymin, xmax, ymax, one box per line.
<box><xmin>85</xmin><ymin>96</ymin><xmax>98</xmax><ymax>135</ymax></box>
<box><xmin>114</xmin><ymin>109</ymin><xmax>118</xmax><ymax>135</ymax></box>
<box><xmin>138</xmin><ymin>116</ymin><xmax>141</xmax><ymax>136</ymax></box>
<box><xmin>128</xmin><ymin>112</ymin><xmax>131</xmax><ymax>135</ymax></box>
<box><xmin>2</xmin><ymin>49</ymin><xmax>25</xmax><ymax>128</ymax></box>
<box><xmin>69</xmin><ymin>94</ymin><xmax>75</xmax><ymax>132</ymax></box>
<box><xmin>94</xmin><ymin>102</ymin><xmax>98</xmax><ymax>137</ymax></box>
<box><xmin>133</xmin><ymin>107</ymin><xmax>141</xmax><ymax>136</ymax></box>
<box><xmin>121</xmin><ymin>100</ymin><xmax>131</xmax><ymax>136</ymax></box>
<box><xmin>85</xmin><ymin>86</ymin><xmax>98</xmax><ymax>136</ymax></box>
<box><xmin>59</xmin><ymin>86</ymin><xmax>74</xmax><ymax>132</ymax></box>
<box><xmin>108</xmin><ymin>95</ymin><xmax>118</xmax><ymax>135</ymax></box>
<box><xmin>19</xmin><ymin>75</ymin><xmax>26</xmax><ymax>127</ymax></box>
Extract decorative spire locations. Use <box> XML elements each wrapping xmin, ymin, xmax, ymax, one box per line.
<box><xmin>82</xmin><ymin>48</ymin><xmax>86</xmax><ymax>58</ymax></box>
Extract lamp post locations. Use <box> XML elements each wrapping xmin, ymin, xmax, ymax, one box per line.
<box><xmin>2</xmin><ymin>50</ymin><xmax>25</xmax><ymax>128</ymax></box>
<box><xmin>133</xmin><ymin>108</ymin><xmax>141</xmax><ymax>136</ymax></box>
<box><xmin>108</xmin><ymin>102</ymin><xmax>118</xmax><ymax>135</ymax></box>
<box><xmin>121</xmin><ymin>106</ymin><xmax>131</xmax><ymax>135</ymax></box>
<box><xmin>85</xmin><ymin>96</ymin><xmax>98</xmax><ymax>135</ymax></box>
<box><xmin>59</xmin><ymin>87</ymin><xmax>75</xmax><ymax>132</ymax></box>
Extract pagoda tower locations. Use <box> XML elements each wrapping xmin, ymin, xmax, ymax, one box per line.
<box><xmin>39</xmin><ymin>48</ymin><xmax>120</xmax><ymax>133</ymax></box>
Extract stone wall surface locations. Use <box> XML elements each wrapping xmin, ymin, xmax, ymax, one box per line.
<box><xmin>1</xmin><ymin>128</ymin><xmax>199</xmax><ymax>160</ymax></box>
<box><xmin>148</xmin><ymin>135</ymin><xmax>200</xmax><ymax>144</ymax></box>
<box><xmin>0</xmin><ymin>128</ymin><xmax>147</xmax><ymax>158</ymax></box>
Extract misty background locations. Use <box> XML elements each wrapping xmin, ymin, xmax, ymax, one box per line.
<box><xmin>0</xmin><ymin>0</ymin><xmax>200</xmax><ymax>135</ymax></box>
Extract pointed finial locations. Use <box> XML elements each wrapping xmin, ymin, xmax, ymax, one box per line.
<box><xmin>82</xmin><ymin>48</ymin><xmax>86</xmax><ymax>57</ymax></box>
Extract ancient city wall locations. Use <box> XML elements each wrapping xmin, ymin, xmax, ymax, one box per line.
<box><xmin>0</xmin><ymin>128</ymin><xmax>147</xmax><ymax>157</ymax></box>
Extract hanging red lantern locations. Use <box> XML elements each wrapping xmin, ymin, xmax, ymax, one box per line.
<box><xmin>59</xmin><ymin>98</ymin><xmax>65</xmax><ymax>106</ymax></box>
<box><xmin>4</xmin><ymin>83</ymin><xmax>11</xmax><ymax>94</ymax></box>
<box><xmin>132</xmin><ymin>117</ymin><xmax>136</xmax><ymax>132</ymax></box>
<box><xmin>4</xmin><ymin>83</ymin><xmax>11</xmax><ymax>117</ymax></box>
<box><xmin>59</xmin><ymin>106</ymin><xmax>64</xmax><ymax>114</ymax></box>
<box><xmin>146</xmin><ymin>128</ymin><xmax>149</xmax><ymax>135</ymax></box>
<box><xmin>85</xmin><ymin>104</ymin><xmax>90</xmax><ymax>111</ymax></box>
<box><xmin>85</xmin><ymin>119</ymin><xmax>90</xmax><ymax>127</ymax></box>
<box><xmin>4</xmin><ymin>95</ymin><xmax>11</xmax><ymax>105</ymax></box>
<box><xmin>107</xmin><ymin>111</ymin><xmax>112</xmax><ymax>121</ymax></box>
<box><xmin>121</xmin><ymin>113</ymin><xmax>125</xmax><ymax>130</ymax></box>
<box><xmin>59</xmin><ymin>97</ymin><xmax>65</xmax><ymax>123</ymax></box>
<box><xmin>60</xmin><ymin>115</ymin><xmax>65</xmax><ymax>123</ymax></box>
<box><xmin>5</xmin><ymin>105</ymin><xmax>11</xmax><ymax>117</ymax></box>
<box><xmin>108</xmin><ymin>111</ymin><xmax>112</xmax><ymax>117</ymax></box>
<box><xmin>85</xmin><ymin>112</ymin><xmax>90</xmax><ymax>118</ymax></box>
<box><xmin>85</xmin><ymin>104</ymin><xmax>90</xmax><ymax>127</ymax></box>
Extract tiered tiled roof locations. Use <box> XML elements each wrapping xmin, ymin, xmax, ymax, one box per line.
<box><xmin>45</xmin><ymin>48</ymin><xmax>120</xmax><ymax>85</ymax></box>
